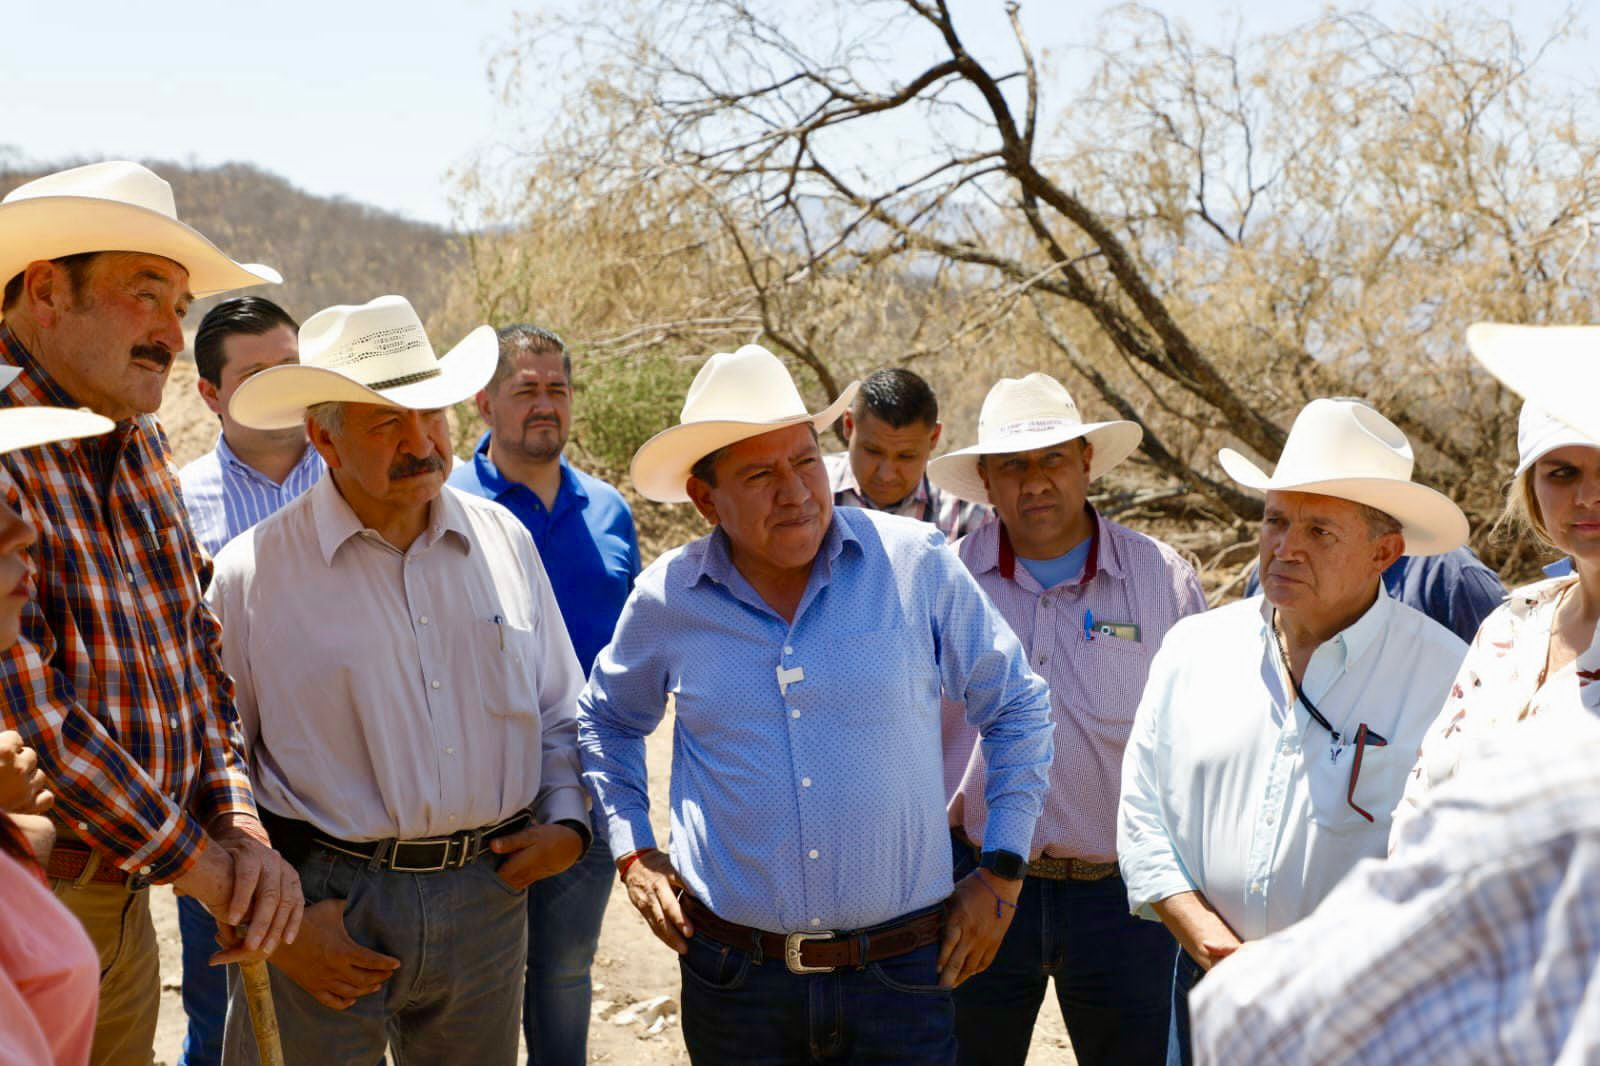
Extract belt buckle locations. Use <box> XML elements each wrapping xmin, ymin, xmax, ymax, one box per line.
<box><xmin>389</xmin><ymin>839</ymin><xmax>450</xmax><ymax>874</ymax></box>
<box><xmin>784</xmin><ymin>930</ymin><xmax>836</xmax><ymax>975</ymax></box>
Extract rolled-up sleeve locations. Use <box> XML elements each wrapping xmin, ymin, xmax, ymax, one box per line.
<box><xmin>1117</xmin><ymin>639</ymin><xmax>1200</xmax><ymax>918</ymax></box>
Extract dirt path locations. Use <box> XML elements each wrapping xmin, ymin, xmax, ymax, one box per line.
<box><xmin>148</xmin><ymin>710</ymin><xmax>1077</xmax><ymax>1063</ymax></box>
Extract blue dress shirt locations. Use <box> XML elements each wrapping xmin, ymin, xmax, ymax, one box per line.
<box><xmin>449</xmin><ymin>433</ymin><xmax>641</xmax><ymax>675</ymax></box>
<box><xmin>578</xmin><ymin>507</ymin><xmax>1054</xmax><ymax>934</ymax></box>
<box><xmin>178</xmin><ymin>433</ymin><xmax>325</xmax><ymax>557</ymax></box>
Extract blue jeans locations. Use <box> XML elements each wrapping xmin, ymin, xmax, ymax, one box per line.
<box><xmin>1165</xmin><ymin>951</ymin><xmax>1203</xmax><ymax>1066</ymax></box>
<box><xmin>523</xmin><ymin>829</ymin><xmax>611</xmax><ymax>1065</ymax></box>
<box><xmin>220</xmin><ymin>848</ymin><xmax>527</xmax><ymax>1065</ymax></box>
<box><xmin>177</xmin><ymin>893</ymin><xmax>227</xmax><ymax>1066</ymax></box>
<box><xmin>950</xmin><ymin>841</ymin><xmax>1176</xmax><ymax>1066</ymax></box>
<box><xmin>678</xmin><ymin>909</ymin><xmax>956</xmax><ymax>1065</ymax></box>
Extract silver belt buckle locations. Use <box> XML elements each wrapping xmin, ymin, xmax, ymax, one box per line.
<box><xmin>784</xmin><ymin>930</ymin><xmax>836</xmax><ymax>974</ymax></box>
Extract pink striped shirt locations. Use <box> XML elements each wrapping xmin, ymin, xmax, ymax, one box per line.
<box><xmin>943</xmin><ymin>511</ymin><xmax>1206</xmax><ymax>861</ymax></box>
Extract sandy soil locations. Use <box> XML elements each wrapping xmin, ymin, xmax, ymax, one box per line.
<box><xmin>147</xmin><ymin>364</ymin><xmax>1078</xmax><ymax>1065</ymax></box>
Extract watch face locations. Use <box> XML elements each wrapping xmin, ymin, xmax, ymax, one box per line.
<box><xmin>981</xmin><ymin>850</ymin><xmax>1026</xmax><ymax>880</ymax></box>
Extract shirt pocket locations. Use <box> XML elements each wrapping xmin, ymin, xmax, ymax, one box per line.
<box><xmin>475</xmin><ymin>618</ymin><xmax>540</xmax><ymax>719</ymax></box>
<box><xmin>1309</xmin><ymin>745</ymin><xmax>1401</xmax><ymax>834</ymax></box>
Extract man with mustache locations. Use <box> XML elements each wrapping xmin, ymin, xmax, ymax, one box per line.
<box><xmin>449</xmin><ymin>325</ymin><xmax>639</xmax><ymax>1066</ymax></box>
<box><xmin>579</xmin><ymin>345</ymin><xmax>1054</xmax><ymax>1065</ymax></box>
<box><xmin>0</xmin><ymin>161</ymin><xmax>302</xmax><ymax>1066</ymax></box>
<box><xmin>208</xmin><ymin>296</ymin><xmax>591</xmax><ymax>1063</ymax></box>
<box><xmin>1117</xmin><ymin>398</ymin><xmax>1471</xmax><ymax>1066</ymax></box>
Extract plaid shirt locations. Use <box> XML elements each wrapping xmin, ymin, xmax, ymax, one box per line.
<box><xmin>0</xmin><ymin>326</ymin><xmax>256</xmax><ymax>882</ymax></box>
<box><xmin>1190</xmin><ymin>705</ymin><xmax>1600</xmax><ymax>1065</ymax></box>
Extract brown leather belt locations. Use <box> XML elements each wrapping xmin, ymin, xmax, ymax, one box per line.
<box><xmin>45</xmin><ymin>842</ymin><xmax>146</xmax><ymax>889</ymax></box>
<box><xmin>683</xmin><ymin>896</ymin><xmax>944</xmax><ymax>975</ymax></box>
<box><xmin>954</xmin><ymin>830</ymin><xmax>1119</xmax><ymax>882</ymax></box>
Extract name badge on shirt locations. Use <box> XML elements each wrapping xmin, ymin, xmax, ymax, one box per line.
<box><xmin>1093</xmin><ymin>620</ymin><xmax>1141</xmax><ymax>643</ymax></box>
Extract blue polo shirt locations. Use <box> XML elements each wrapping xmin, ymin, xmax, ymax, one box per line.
<box><xmin>448</xmin><ymin>432</ymin><xmax>641</xmax><ymax>675</ymax></box>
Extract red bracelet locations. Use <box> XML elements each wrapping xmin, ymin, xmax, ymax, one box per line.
<box><xmin>616</xmin><ymin>848</ymin><xmax>654</xmax><ymax>879</ymax></box>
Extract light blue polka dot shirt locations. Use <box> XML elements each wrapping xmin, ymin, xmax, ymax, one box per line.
<box><xmin>578</xmin><ymin>506</ymin><xmax>1054</xmax><ymax>934</ymax></box>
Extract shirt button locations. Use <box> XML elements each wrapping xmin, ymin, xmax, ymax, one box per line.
<box><xmin>431</xmin><ymin>680</ymin><xmax>442</xmax><ymax>690</ymax></box>
<box><xmin>801</xmin><ymin>777</ymin><xmax>812</xmax><ymax>788</ymax></box>
<box><xmin>1251</xmin><ymin>880</ymin><xmax>1263</xmax><ymax>894</ymax></box>
<box><xmin>418</xmin><ymin>615</ymin><xmax>430</xmax><ymax>625</ymax></box>
<box><xmin>445</xmin><ymin>747</ymin><xmax>455</xmax><ymax>755</ymax></box>
<box><xmin>784</xmin><ymin>646</ymin><xmax>794</xmax><ymax>655</ymax></box>
<box><xmin>808</xmin><ymin>849</ymin><xmax>819</xmax><ymax>860</ymax></box>
<box><xmin>168</xmin><ymin>716</ymin><xmax>179</xmax><ymax>729</ymax></box>
<box><xmin>126</xmin><ymin>570</ymin><xmax>136</xmax><ymax>583</ymax></box>
<box><xmin>790</xmin><ymin>709</ymin><xmax>801</xmax><ymax>720</ymax></box>
<box><xmin>139</xmin><ymin>865</ymin><xmax>152</xmax><ymax>876</ymax></box>
<box><xmin>1037</xmin><ymin>655</ymin><xmax>1047</xmax><ymax>666</ymax></box>
<box><xmin>1265</xmin><ymin>813</ymin><xmax>1277</xmax><ymax>826</ymax></box>
<box><xmin>77</xmin><ymin>821</ymin><xmax>88</xmax><ymax>832</ymax></box>
<box><xmin>810</xmin><ymin>918</ymin><xmax>822</xmax><ymax>927</ymax></box>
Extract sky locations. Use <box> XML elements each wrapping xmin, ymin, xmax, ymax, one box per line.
<box><xmin>3</xmin><ymin>0</ymin><xmax>1589</xmax><ymax>227</ymax></box>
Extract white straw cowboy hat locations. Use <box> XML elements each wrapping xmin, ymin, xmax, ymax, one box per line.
<box><xmin>631</xmin><ymin>344</ymin><xmax>859</xmax><ymax>504</ymax></box>
<box><xmin>926</xmin><ymin>373</ymin><xmax>1142</xmax><ymax>505</ymax></box>
<box><xmin>1218</xmin><ymin>398</ymin><xmax>1469</xmax><ymax>556</ymax></box>
<box><xmin>229</xmin><ymin>295</ymin><xmax>496</xmax><ymax>430</ymax></box>
<box><xmin>0</xmin><ymin>161</ymin><xmax>280</xmax><ymax>311</ymax></box>
<box><xmin>0</xmin><ymin>368</ymin><xmax>113</xmax><ymax>452</ymax></box>
<box><xmin>1468</xmin><ymin>324</ymin><xmax>1600</xmax><ymax>444</ymax></box>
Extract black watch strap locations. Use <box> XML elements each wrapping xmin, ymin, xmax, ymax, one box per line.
<box><xmin>979</xmin><ymin>848</ymin><xmax>1028</xmax><ymax>881</ymax></box>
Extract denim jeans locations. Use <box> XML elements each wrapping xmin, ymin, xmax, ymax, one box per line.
<box><xmin>177</xmin><ymin>894</ymin><xmax>227</xmax><ymax>1066</ymax></box>
<box><xmin>1165</xmin><ymin>951</ymin><xmax>1203</xmax><ymax>1066</ymax></box>
<box><xmin>522</xmin><ymin>827</ymin><xmax>611</xmax><ymax>1065</ymax></box>
<box><xmin>220</xmin><ymin>847</ymin><xmax>528</xmax><ymax>1065</ymax></box>
<box><xmin>678</xmin><ymin>908</ymin><xmax>956</xmax><ymax>1065</ymax></box>
<box><xmin>950</xmin><ymin>840</ymin><xmax>1176</xmax><ymax>1066</ymax></box>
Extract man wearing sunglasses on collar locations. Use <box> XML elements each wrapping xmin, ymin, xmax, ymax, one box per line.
<box><xmin>1117</xmin><ymin>398</ymin><xmax>1471</xmax><ymax>1066</ymax></box>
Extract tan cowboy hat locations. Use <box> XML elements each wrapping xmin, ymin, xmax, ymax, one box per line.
<box><xmin>229</xmin><ymin>295</ymin><xmax>496</xmax><ymax>430</ymax></box>
<box><xmin>1468</xmin><ymin>324</ymin><xmax>1600</xmax><ymax>443</ymax></box>
<box><xmin>926</xmin><ymin>373</ymin><xmax>1142</xmax><ymax>505</ymax></box>
<box><xmin>1219</xmin><ymin>398</ymin><xmax>1469</xmax><ymax>555</ymax></box>
<box><xmin>0</xmin><ymin>161</ymin><xmax>280</xmax><ymax>311</ymax></box>
<box><xmin>0</xmin><ymin>368</ymin><xmax>114</xmax><ymax>451</ymax></box>
<box><xmin>631</xmin><ymin>344</ymin><xmax>859</xmax><ymax>503</ymax></box>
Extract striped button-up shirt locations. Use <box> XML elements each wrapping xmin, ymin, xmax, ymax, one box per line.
<box><xmin>943</xmin><ymin>511</ymin><xmax>1207</xmax><ymax>861</ymax></box>
<box><xmin>1190</xmin><ymin>707</ymin><xmax>1600</xmax><ymax>1065</ymax></box>
<box><xmin>824</xmin><ymin>451</ymin><xmax>988</xmax><ymax>542</ymax></box>
<box><xmin>0</xmin><ymin>326</ymin><xmax>257</xmax><ymax>882</ymax></box>
<box><xmin>178</xmin><ymin>433</ymin><xmax>324</xmax><ymax>557</ymax></box>
<box><xmin>579</xmin><ymin>507</ymin><xmax>1054</xmax><ymax>934</ymax></box>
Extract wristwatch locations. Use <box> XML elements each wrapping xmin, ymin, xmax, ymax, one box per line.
<box><xmin>978</xmin><ymin>849</ymin><xmax>1028</xmax><ymax>881</ymax></box>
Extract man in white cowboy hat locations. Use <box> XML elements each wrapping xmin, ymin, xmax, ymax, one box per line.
<box><xmin>578</xmin><ymin>344</ymin><xmax>1054</xmax><ymax>1065</ymax></box>
<box><xmin>208</xmin><ymin>295</ymin><xmax>592</xmax><ymax>1063</ymax></box>
<box><xmin>1117</xmin><ymin>397</ymin><xmax>1471</xmax><ymax>1066</ymax></box>
<box><xmin>1184</xmin><ymin>328</ymin><xmax>1600</xmax><ymax>1066</ymax></box>
<box><xmin>0</xmin><ymin>160</ymin><xmax>300</xmax><ymax>1066</ymax></box>
<box><xmin>926</xmin><ymin>373</ymin><xmax>1207</xmax><ymax>1066</ymax></box>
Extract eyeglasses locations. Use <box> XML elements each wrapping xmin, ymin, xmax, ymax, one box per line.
<box><xmin>1272</xmin><ymin>620</ymin><xmax>1389</xmax><ymax>822</ymax></box>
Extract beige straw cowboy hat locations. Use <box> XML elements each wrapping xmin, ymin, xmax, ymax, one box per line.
<box><xmin>631</xmin><ymin>344</ymin><xmax>859</xmax><ymax>503</ymax></box>
<box><xmin>1218</xmin><ymin>398</ymin><xmax>1469</xmax><ymax>556</ymax></box>
<box><xmin>229</xmin><ymin>295</ymin><xmax>496</xmax><ymax>430</ymax></box>
<box><xmin>0</xmin><ymin>161</ymin><xmax>280</xmax><ymax>311</ymax></box>
<box><xmin>926</xmin><ymin>373</ymin><xmax>1142</xmax><ymax>505</ymax></box>
<box><xmin>1468</xmin><ymin>324</ymin><xmax>1600</xmax><ymax>444</ymax></box>
<box><xmin>0</xmin><ymin>368</ymin><xmax>113</xmax><ymax>451</ymax></box>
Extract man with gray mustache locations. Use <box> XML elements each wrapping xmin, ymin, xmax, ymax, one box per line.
<box><xmin>207</xmin><ymin>296</ymin><xmax>590</xmax><ymax>1063</ymax></box>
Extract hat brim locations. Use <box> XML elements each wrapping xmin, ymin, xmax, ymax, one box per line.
<box><xmin>1218</xmin><ymin>448</ymin><xmax>1469</xmax><ymax>556</ymax></box>
<box><xmin>228</xmin><ymin>325</ymin><xmax>499</xmax><ymax>431</ymax></box>
<box><xmin>0</xmin><ymin>196</ymin><xmax>281</xmax><ymax>317</ymax></box>
<box><xmin>925</xmin><ymin>420</ymin><xmax>1143</xmax><ymax>505</ymax></box>
<box><xmin>631</xmin><ymin>382</ymin><xmax>860</xmax><ymax>503</ymax></box>
<box><xmin>1468</xmin><ymin>323</ymin><xmax>1600</xmax><ymax>443</ymax></box>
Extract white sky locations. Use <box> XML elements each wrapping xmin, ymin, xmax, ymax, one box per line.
<box><xmin>2</xmin><ymin>0</ymin><xmax>1588</xmax><ymax>227</ymax></box>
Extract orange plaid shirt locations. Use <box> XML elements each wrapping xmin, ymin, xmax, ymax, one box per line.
<box><xmin>0</xmin><ymin>326</ymin><xmax>257</xmax><ymax>882</ymax></box>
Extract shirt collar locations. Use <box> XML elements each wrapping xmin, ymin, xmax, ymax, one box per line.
<box><xmin>830</xmin><ymin>451</ymin><xmax>933</xmax><ymax>512</ymax></box>
<box><xmin>215</xmin><ymin>432</ymin><xmax>320</xmax><ymax>484</ymax></box>
<box><xmin>471</xmin><ymin>431</ymin><xmax>585</xmax><ymax>506</ymax></box>
<box><xmin>689</xmin><ymin>508</ymin><xmax>857</xmax><ymax>597</ymax></box>
<box><xmin>311</xmin><ymin>474</ymin><xmax>472</xmax><ymax>565</ymax></box>
<box><xmin>1256</xmin><ymin>581</ymin><xmax>1394</xmax><ymax>669</ymax></box>
<box><xmin>984</xmin><ymin>505</ymin><xmax>1111</xmax><ymax>588</ymax></box>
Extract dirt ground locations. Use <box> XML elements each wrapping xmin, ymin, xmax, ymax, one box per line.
<box><xmin>147</xmin><ymin>361</ymin><xmax>1078</xmax><ymax>1064</ymax></box>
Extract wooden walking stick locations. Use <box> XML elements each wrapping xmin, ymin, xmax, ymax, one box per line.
<box><xmin>238</xmin><ymin>956</ymin><xmax>286</xmax><ymax>1066</ymax></box>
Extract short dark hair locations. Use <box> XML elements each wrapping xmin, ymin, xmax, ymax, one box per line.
<box><xmin>852</xmin><ymin>367</ymin><xmax>939</xmax><ymax>429</ymax></box>
<box><xmin>193</xmin><ymin>297</ymin><xmax>298</xmax><ymax>386</ymax></box>
<box><xmin>489</xmin><ymin>324</ymin><xmax>571</xmax><ymax>392</ymax></box>
<box><xmin>2</xmin><ymin>252</ymin><xmax>101</xmax><ymax>312</ymax></box>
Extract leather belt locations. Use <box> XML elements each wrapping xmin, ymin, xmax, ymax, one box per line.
<box><xmin>46</xmin><ymin>842</ymin><xmax>147</xmax><ymax>889</ymax></box>
<box><xmin>311</xmin><ymin>810</ymin><xmax>532</xmax><ymax>874</ymax></box>
<box><xmin>955</xmin><ymin>830</ymin><xmax>1119</xmax><ymax>882</ymax></box>
<box><xmin>683</xmin><ymin>896</ymin><xmax>944</xmax><ymax>975</ymax></box>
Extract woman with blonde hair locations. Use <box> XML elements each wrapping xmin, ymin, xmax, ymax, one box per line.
<box><xmin>1395</xmin><ymin>400</ymin><xmax>1600</xmax><ymax>833</ymax></box>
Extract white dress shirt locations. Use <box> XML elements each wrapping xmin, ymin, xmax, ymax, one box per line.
<box><xmin>208</xmin><ymin>476</ymin><xmax>588</xmax><ymax>841</ymax></box>
<box><xmin>1118</xmin><ymin>589</ymin><xmax>1466</xmax><ymax>940</ymax></box>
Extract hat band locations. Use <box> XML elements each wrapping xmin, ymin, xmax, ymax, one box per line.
<box><xmin>994</xmin><ymin>417</ymin><xmax>1080</xmax><ymax>437</ymax></box>
<box><xmin>365</xmin><ymin>366</ymin><xmax>443</xmax><ymax>390</ymax></box>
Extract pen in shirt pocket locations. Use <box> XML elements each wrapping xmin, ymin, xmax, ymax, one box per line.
<box><xmin>1083</xmin><ymin>608</ymin><xmax>1094</xmax><ymax>643</ymax></box>
<box><xmin>493</xmin><ymin>613</ymin><xmax>505</xmax><ymax>650</ymax></box>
